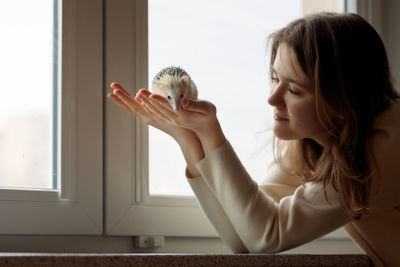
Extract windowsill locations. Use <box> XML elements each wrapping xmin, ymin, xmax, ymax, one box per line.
<box><xmin>0</xmin><ymin>253</ymin><xmax>372</xmax><ymax>266</ymax></box>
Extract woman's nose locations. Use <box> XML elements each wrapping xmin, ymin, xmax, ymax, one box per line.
<box><xmin>267</xmin><ymin>87</ymin><xmax>284</xmax><ymax>109</ymax></box>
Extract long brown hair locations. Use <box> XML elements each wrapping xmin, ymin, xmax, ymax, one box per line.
<box><xmin>269</xmin><ymin>12</ymin><xmax>399</xmax><ymax>219</ymax></box>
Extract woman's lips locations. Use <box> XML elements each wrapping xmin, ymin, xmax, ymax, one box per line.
<box><xmin>274</xmin><ymin>113</ymin><xmax>289</xmax><ymax>121</ymax></box>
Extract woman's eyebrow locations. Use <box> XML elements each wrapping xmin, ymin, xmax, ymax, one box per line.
<box><xmin>271</xmin><ymin>68</ymin><xmax>309</xmax><ymax>89</ymax></box>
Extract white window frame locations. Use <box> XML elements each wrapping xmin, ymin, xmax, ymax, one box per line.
<box><xmin>0</xmin><ymin>0</ymin><xmax>103</xmax><ymax>235</ymax></box>
<box><xmin>104</xmin><ymin>0</ymin><xmax>217</xmax><ymax>237</ymax></box>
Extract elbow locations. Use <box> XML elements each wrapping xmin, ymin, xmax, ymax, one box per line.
<box><xmin>244</xmin><ymin>237</ymin><xmax>285</xmax><ymax>255</ymax></box>
<box><xmin>232</xmin><ymin>248</ymin><xmax>250</xmax><ymax>254</ymax></box>
<box><xmin>228</xmin><ymin>242</ymin><xmax>250</xmax><ymax>254</ymax></box>
<box><xmin>248</xmin><ymin>246</ymin><xmax>282</xmax><ymax>255</ymax></box>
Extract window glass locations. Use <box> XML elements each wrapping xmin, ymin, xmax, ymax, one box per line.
<box><xmin>148</xmin><ymin>0</ymin><xmax>343</xmax><ymax>196</ymax></box>
<box><xmin>0</xmin><ymin>0</ymin><xmax>58</xmax><ymax>189</ymax></box>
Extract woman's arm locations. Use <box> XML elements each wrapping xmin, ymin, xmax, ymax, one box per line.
<box><xmin>139</xmin><ymin>93</ymin><xmax>353</xmax><ymax>253</ymax></box>
<box><xmin>187</xmin><ymin>175</ymin><xmax>248</xmax><ymax>253</ymax></box>
<box><xmin>108</xmin><ymin>83</ymin><xmax>248</xmax><ymax>252</ymax></box>
<box><xmin>196</xmin><ymin>140</ymin><xmax>352</xmax><ymax>253</ymax></box>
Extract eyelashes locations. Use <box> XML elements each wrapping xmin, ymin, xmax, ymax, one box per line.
<box><xmin>271</xmin><ymin>77</ymin><xmax>301</xmax><ymax>95</ymax></box>
<box><xmin>288</xmin><ymin>87</ymin><xmax>301</xmax><ymax>95</ymax></box>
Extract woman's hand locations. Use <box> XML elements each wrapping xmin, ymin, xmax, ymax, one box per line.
<box><xmin>107</xmin><ymin>82</ymin><xmax>207</xmax><ymax>177</ymax></box>
<box><xmin>136</xmin><ymin>89</ymin><xmax>227</xmax><ymax>155</ymax></box>
<box><xmin>107</xmin><ymin>82</ymin><xmax>194</xmax><ymax>143</ymax></box>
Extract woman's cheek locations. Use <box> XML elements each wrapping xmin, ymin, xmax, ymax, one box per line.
<box><xmin>290</xmin><ymin>99</ymin><xmax>318</xmax><ymax>129</ymax></box>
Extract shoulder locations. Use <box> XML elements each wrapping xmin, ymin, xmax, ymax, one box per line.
<box><xmin>370</xmin><ymin>99</ymin><xmax>400</xmax><ymax>158</ymax></box>
<box><xmin>368</xmin><ymin>99</ymin><xmax>400</xmax><ymax>211</ymax></box>
<box><xmin>258</xmin><ymin>159</ymin><xmax>304</xmax><ymax>202</ymax></box>
<box><xmin>260</xmin><ymin>160</ymin><xmax>303</xmax><ymax>187</ymax></box>
<box><xmin>372</xmin><ymin>98</ymin><xmax>400</xmax><ymax>131</ymax></box>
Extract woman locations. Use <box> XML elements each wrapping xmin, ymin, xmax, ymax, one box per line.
<box><xmin>108</xmin><ymin>12</ymin><xmax>400</xmax><ymax>267</ymax></box>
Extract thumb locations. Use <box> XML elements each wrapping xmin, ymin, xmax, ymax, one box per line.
<box><xmin>182</xmin><ymin>99</ymin><xmax>215</xmax><ymax>115</ymax></box>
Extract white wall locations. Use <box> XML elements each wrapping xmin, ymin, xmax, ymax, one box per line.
<box><xmin>381</xmin><ymin>0</ymin><xmax>400</xmax><ymax>89</ymax></box>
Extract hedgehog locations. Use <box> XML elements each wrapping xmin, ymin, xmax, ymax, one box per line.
<box><xmin>151</xmin><ymin>66</ymin><xmax>198</xmax><ymax>111</ymax></box>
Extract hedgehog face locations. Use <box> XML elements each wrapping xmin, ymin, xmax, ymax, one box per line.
<box><xmin>166</xmin><ymin>86</ymin><xmax>185</xmax><ymax>111</ymax></box>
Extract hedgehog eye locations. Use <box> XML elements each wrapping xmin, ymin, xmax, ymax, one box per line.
<box><xmin>180</xmin><ymin>94</ymin><xmax>184</xmax><ymax>98</ymax></box>
<box><xmin>167</xmin><ymin>96</ymin><xmax>171</xmax><ymax>100</ymax></box>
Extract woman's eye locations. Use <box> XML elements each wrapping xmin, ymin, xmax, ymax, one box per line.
<box><xmin>288</xmin><ymin>87</ymin><xmax>300</xmax><ymax>95</ymax></box>
<box><xmin>271</xmin><ymin>77</ymin><xmax>279</xmax><ymax>83</ymax></box>
<box><xmin>167</xmin><ymin>96</ymin><xmax>171</xmax><ymax>100</ymax></box>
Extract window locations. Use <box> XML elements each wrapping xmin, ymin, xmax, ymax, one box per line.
<box><xmin>0</xmin><ymin>0</ymin><xmax>102</xmax><ymax>235</ymax></box>
<box><xmin>105</xmin><ymin>0</ymin><xmax>350</xmax><ymax>240</ymax></box>
<box><xmin>147</xmin><ymin>0</ymin><xmax>345</xmax><ymax>197</ymax></box>
<box><xmin>0</xmin><ymin>0</ymin><xmax>369</xmax><ymax>245</ymax></box>
<box><xmin>0</xmin><ymin>0</ymin><xmax>53</xmax><ymax>190</ymax></box>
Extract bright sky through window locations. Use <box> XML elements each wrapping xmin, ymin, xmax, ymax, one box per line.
<box><xmin>0</xmin><ymin>0</ymin><xmax>54</xmax><ymax>189</ymax></box>
<box><xmin>148</xmin><ymin>0</ymin><xmax>343</xmax><ymax>196</ymax></box>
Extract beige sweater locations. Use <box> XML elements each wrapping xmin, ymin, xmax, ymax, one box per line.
<box><xmin>187</xmin><ymin>99</ymin><xmax>400</xmax><ymax>267</ymax></box>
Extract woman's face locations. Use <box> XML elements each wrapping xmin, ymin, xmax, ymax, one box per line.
<box><xmin>268</xmin><ymin>44</ymin><xmax>329</xmax><ymax>147</ymax></box>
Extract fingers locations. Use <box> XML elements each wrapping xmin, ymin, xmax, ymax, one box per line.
<box><xmin>136</xmin><ymin>89</ymin><xmax>157</xmax><ymax>114</ymax></box>
<box><xmin>149</xmin><ymin>97</ymin><xmax>178</xmax><ymax>119</ymax></box>
<box><xmin>110</xmin><ymin>87</ymin><xmax>143</xmax><ymax>113</ymax></box>
<box><xmin>136</xmin><ymin>89</ymin><xmax>177</xmax><ymax>118</ymax></box>
<box><xmin>137</xmin><ymin>88</ymin><xmax>151</xmax><ymax>97</ymax></box>
<box><xmin>107</xmin><ymin>93</ymin><xmax>133</xmax><ymax>113</ymax></box>
<box><xmin>182</xmin><ymin>99</ymin><xmax>215</xmax><ymax>115</ymax></box>
<box><xmin>149</xmin><ymin>94</ymin><xmax>173</xmax><ymax>110</ymax></box>
<box><xmin>110</xmin><ymin>82</ymin><xmax>143</xmax><ymax>103</ymax></box>
<box><xmin>138</xmin><ymin>93</ymin><xmax>171</xmax><ymax>122</ymax></box>
<box><xmin>110</xmin><ymin>82</ymin><xmax>131</xmax><ymax>96</ymax></box>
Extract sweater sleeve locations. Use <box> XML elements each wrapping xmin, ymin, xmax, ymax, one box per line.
<box><xmin>187</xmin><ymin>175</ymin><xmax>248</xmax><ymax>253</ymax></box>
<box><xmin>195</xmin><ymin>140</ymin><xmax>352</xmax><ymax>253</ymax></box>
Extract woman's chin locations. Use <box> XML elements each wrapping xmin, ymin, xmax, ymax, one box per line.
<box><xmin>273</xmin><ymin>127</ymin><xmax>297</xmax><ymax>140</ymax></box>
